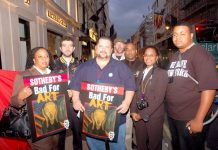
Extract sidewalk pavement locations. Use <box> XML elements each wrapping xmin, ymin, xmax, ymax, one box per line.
<box><xmin>65</xmin><ymin>130</ymin><xmax>89</xmax><ymax>150</ymax></box>
<box><xmin>65</xmin><ymin>122</ymin><xmax>172</xmax><ymax>150</ymax></box>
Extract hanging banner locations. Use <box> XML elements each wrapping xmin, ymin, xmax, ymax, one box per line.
<box><xmin>23</xmin><ymin>73</ymin><xmax>72</xmax><ymax>142</ymax></box>
<box><xmin>80</xmin><ymin>81</ymin><xmax>124</xmax><ymax>142</ymax></box>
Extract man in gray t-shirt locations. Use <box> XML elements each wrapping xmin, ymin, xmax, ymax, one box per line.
<box><xmin>166</xmin><ymin>22</ymin><xmax>218</xmax><ymax>150</ymax></box>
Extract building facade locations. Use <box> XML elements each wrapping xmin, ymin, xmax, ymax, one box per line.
<box><xmin>180</xmin><ymin>0</ymin><xmax>218</xmax><ymax>23</ymax></box>
<box><xmin>78</xmin><ymin>0</ymin><xmax>111</xmax><ymax>59</ymax></box>
<box><xmin>0</xmin><ymin>0</ymin><xmax>80</xmax><ymax>70</ymax></box>
<box><xmin>131</xmin><ymin>0</ymin><xmax>218</xmax><ymax>69</ymax></box>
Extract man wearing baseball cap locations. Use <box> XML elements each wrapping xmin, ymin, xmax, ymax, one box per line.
<box><xmin>112</xmin><ymin>38</ymin><xmax>126</xmax><ymax>61</ymax></box>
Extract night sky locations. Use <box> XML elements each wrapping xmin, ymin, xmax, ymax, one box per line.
<box><xmin>109</xmin><ymin>0</ymin><xmax>154</xmax><ymax>40</ymax></box>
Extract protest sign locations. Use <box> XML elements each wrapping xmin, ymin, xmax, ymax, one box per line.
<box><xmin>23</xmin><ymin>73</ymin><xmax>71</xmax><ymax>142</ymax></box>
<box><xmin>80</xmin><ymin>81</ymin><xmax>124</xmax><ymax>141</ymax></box>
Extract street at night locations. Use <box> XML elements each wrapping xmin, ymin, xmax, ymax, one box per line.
<box><xmin>0</xmin><ymin>0</ymin><xmax>218</xmax><ymax>150</ymax></box>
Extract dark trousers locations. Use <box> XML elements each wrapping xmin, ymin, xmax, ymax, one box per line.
<box><xmin>168</xmin><ymin>116</ymin><xmax>205</xmax><ymax>150</ymax></box>
<box><xmin>207</xmin><ymin>117</ymin><xmax>218</xmax><ymax>150</ymax></box>
<box><xmin>58</xmin><ymin>110</ymin><xmax>82</xmax><ymax>150</ymax></box>
<box><xmin>134</xmin><ymin>116</ymin><xmax>164</xmax><ymax>150</ymax></box>
<box><xmin>207</xmin><ymin>105</ymin><xmax>218</xmax><ymax>150</ymax></box>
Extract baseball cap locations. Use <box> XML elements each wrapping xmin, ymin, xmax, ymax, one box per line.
<box><xmin>114</xmin><ymin>37</ymin><xmax>126</xmax><ymax>44</ymax></box>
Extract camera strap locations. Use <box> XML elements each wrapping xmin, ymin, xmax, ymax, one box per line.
<box><xmin>169</xmin><ymin>52</ymin><xmax>199</xmax><ymax>85</ymax></box>
<box><xmin>141</xmin><ymin>67</ymin><xmax>155</xmax><ymax>98</ymax></box>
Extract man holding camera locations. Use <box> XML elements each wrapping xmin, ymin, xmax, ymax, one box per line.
<box><xmin>130</xmin><ymin>46</ymin><xmax>168</xmax><ymax>150</ymax></box>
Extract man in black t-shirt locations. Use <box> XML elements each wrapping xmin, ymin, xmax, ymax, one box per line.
<box><xmin>166</xmin><ymin>22</ymin><xmax>218</xmax><ymax>150</ymax></box>
<box><xmin>123</xmin><ymin>43</ymin><xmax>144</xmax><ymax>150</ymax></box>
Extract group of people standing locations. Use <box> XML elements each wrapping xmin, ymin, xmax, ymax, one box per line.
<box><xmin>112</xmin><ymin>35</ymin><xmax>168</xmax><ymax>150</ymax></box>
<box><xmin>9</xmin><ymin>21</ymin><xmax>218</xmax><ymax>150</ymax></box>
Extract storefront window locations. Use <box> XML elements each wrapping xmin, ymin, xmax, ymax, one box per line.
<box><xmin>54</xmin><ymin>0</ymin><xmax>61</xmax><ymax>6</ymax></box>
<box><xmin>19</xmin><ymin>18</ymin><xmax>30</xmax><ymax>70</ymax></box>
<box><xmin>47</xmin><ymin>30</ymin><xmax>62</xmax><ymax>58</ymax></box>
<box><xmin>53</xmin><ymin>0</ymin><xmax>66</xmax><ymax>11</ymax></box>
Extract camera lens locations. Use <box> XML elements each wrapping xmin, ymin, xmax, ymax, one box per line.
<box><xmin>136</xmin><ymin>99</ymin><xmax>148</xmax><ymax>110</ymax></box>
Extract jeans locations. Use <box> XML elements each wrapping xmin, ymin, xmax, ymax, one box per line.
<box><xmin>125</xmin><ymin>111</ymin><xmax>133</xmax><ymax>150</ymax></box>
<box><xmin>86</xmin><ymin>123</ymin><xmax>126</xmax><ymax>150</ymax></box>
<box><xmin>58</xmin><ymin>110</ymin><xmax>82</xmax><ymax>150</ymax></box>
<box><xmin>168</xmin><ymin>116</ymin><xmax>205</xmax><ymax>150</ymax></box>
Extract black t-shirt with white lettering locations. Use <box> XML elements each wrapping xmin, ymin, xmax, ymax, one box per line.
<box><xmin>166</xmin><ymin>44</ymin><xmax>218</xmax><ymax>120</ymax></box>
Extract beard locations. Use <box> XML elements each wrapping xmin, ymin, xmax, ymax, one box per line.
<box><xmin>62</xmin><ymin>51</ymin><xmax>73</xmax><ymax>57</ymax></box>
<box><xmin>117</xmin><ymin>49</ymin><xmax>124</xmax><ymax>54</ymax></box>
<box><xmin>96</xmin><ymin>51</ymin><xmax>110</xmax><ymax>59</ymax></box>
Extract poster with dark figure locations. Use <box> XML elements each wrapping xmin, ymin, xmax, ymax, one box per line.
<box><xmin>80</xmin><ymin>81</ymin><xmax>124</xmax><ymax>142</ymax></box>
<box><xmin>23</xmin><ymin>73</ymin><xmax>72</xmax><ymax>142</ymax></box>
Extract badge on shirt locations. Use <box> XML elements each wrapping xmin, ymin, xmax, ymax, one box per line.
<box><xmin>108</xmin><ymin>73</ymin><xmax>113</xmax><ymax>77</ymax></box>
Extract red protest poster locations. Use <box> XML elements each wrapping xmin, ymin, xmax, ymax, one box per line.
<box><xmin>23</xmin><ymin>73</ymin><xmax>72</xmax><ymax>142</ymax></box>
<box><xmin>80</xmin><ymin>81</ymin><xmax>124</xmax><ymax>142</ymax></box>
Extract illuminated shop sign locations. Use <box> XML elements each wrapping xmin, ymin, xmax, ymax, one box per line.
<box><xmin>82</xmin><ymin>41</ymin><xmax>87</xmax><ymax>46</ymax></box>
<box><xmin>24</xmin><ymin>0</ymin><xmax>30</xmax><ymax>5</ymax></box>
<box><xmin>47</xmin><ymin>10</ymin><xmax>67</xmax><ymax>28</ymax></box>
<box><xmin>89</xmin><ymin>28</ymin><xmax>97</xmax><ymax>42</ymax></box>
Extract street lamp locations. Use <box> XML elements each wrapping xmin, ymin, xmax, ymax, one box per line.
<box><xmin>165</xmin><ymin>25</ymin><xmax>170</xmax><ymax>30</ymax></box>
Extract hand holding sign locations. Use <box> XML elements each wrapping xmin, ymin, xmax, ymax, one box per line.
<box><xmin>73</xmin><ymin>100</ymin><xmax>85</xmax><ymax>112</ymax></box>
<box><xmin>80</xmin><ymin>81</ymin><xmax>125</xmax><ymax>142</ymax></box>
<box><xmin>18</xmin><ymin>86</ymin><xmax>33</xmax><ymax>100</ymax></box>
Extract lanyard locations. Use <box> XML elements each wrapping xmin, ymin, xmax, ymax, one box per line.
<box><xmin>140</xmin><ymin>68</ymin><xmax>154</xmax><ymax>97</ymax></box>
<box><xmin>141</xmin><ymin>75</ymin><xmax>152</xmax><ymax>94</ymax></box>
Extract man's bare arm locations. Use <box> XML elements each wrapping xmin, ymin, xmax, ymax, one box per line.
<box><xmin>187</xmin><ymin>90</ymin><xmax>216</xmax><ymax>133</ymax></box>
<box><xmin>117</xmin><ymin>91</ymin><xmax>135</xmax><ymax>114</ymax></box>
<box><xmin>72</xmin><ymin>90</ymin><xmax>85</xmax><ymax>112</ymax></box>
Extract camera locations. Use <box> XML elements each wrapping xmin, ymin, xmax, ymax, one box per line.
<box><xmin>136</xmin><ymin>98</ymin><xmax>149</xmax><ymax>110</ymax></box>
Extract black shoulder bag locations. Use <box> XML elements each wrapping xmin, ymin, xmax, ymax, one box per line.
<box><xmin>0</xmin><ymin>104</ymin><xmax>31</xmax><ymax>139</ymax></box>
